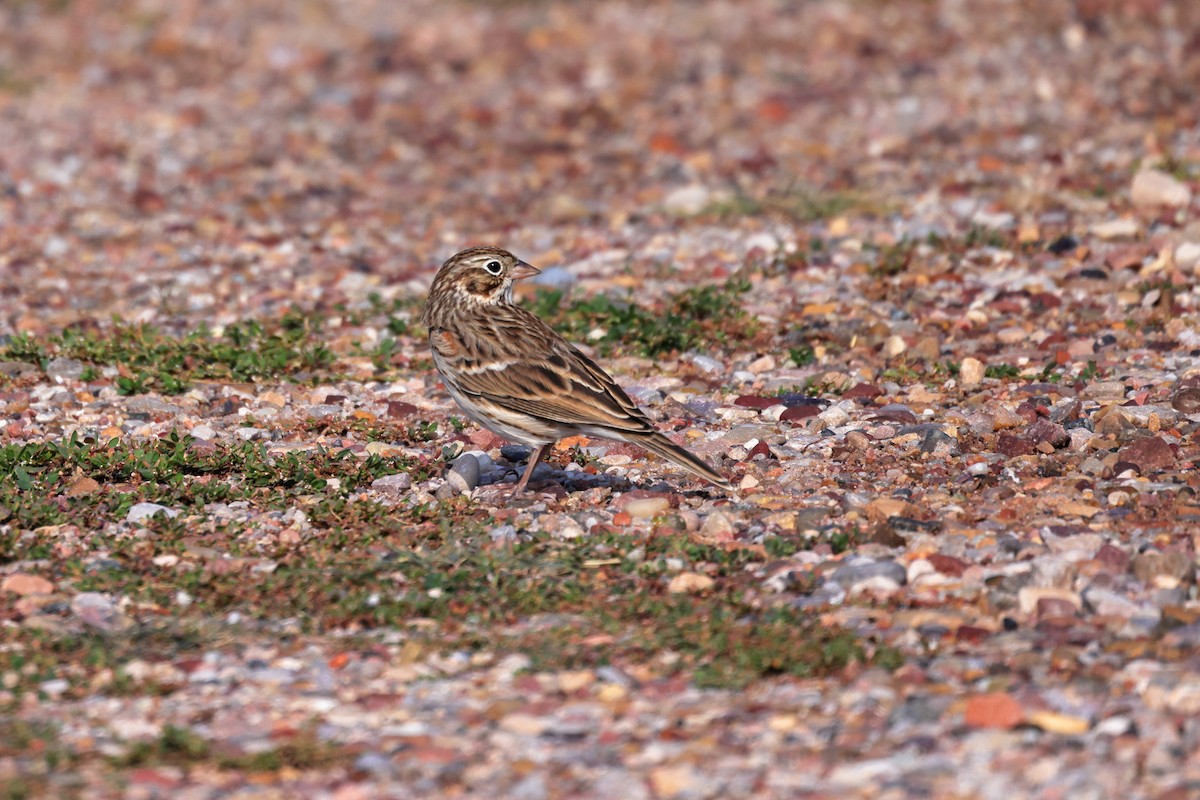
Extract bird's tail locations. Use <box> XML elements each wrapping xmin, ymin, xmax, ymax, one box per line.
<box><xmin>629</xmin><ymin>430</ymin><xmax>735</xmax><ymax>492</ymax></box>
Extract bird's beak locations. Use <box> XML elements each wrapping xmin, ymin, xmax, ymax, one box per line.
<box><xmin>510</xmin><ymin>260</ymin><xmax>541</xmax><ymax>281</ymax></box>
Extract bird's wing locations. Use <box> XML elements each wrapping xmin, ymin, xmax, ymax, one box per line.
<box><xmin>438</xmin><ymin>313</ymin><xmax>657</xmax><ymax>436</ymax></box>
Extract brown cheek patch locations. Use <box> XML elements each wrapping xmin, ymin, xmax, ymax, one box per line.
<box><xmin>466</xmin><ymin>275</ymin><xmax>501</xmax><ymax>296</ymax></box>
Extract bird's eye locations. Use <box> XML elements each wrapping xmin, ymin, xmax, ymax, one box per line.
<box><xmin>484</xmin><ymin>260</ymin><xmax>503</xmax><ymax>275</ymax></box>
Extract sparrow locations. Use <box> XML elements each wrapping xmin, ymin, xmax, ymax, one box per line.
<box><xmin>421</xmin><ymin>246</ymin><xmax>734</xmax><ymax>493</ymax></box>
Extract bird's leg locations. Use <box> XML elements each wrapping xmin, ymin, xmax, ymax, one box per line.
<box><xmin>513</xmin><ymin>443</ymin><xmax>552</xmax><ymax>492</ymax></box>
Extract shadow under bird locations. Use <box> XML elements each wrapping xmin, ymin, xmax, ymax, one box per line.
<box><xmin>421</xmin><ymin>246</ymin><xmax>734</xmax><ymax>493</ymax></box>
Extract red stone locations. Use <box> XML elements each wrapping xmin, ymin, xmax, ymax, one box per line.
<box><xmin>386</xmin><ymin>400</ymin><xmax>420</xmax><ymax>418</ymax></box>
<box><xmin>781</xmin><ymin>405</ymin><xmax>820</xmax><ymax>422</ymax></box>
<box><xmin>928</xmin><ymin>554</ymin><xmax>968</xmax><ymax>577</ymax></box>
<box><xmin>843</xmin><ymin>383</ymin><xmax>884</xmax><ymax>400</ymax></box>
<box><xmin>734</xmin><ymin>395</ymin><xmax>777</xmax><ymax>410</ymax></box>
<box><xmin>1117</xmin><ymin>436</ymin><xmax>1175</xmax><ymax>473</ymax></box>
<box><xmin>964</xmin><ymin>693</ymin><xmax>1024</xmax><ymax>729</ymax></box>
<box><xmin>996</xmin><ymin>432</ymin><xmax>1034</xmax><ymax>457</ymax></box>
<box><xmin>1094</xmin><ymin>544</ymin><xmax>1130</xmax><ymax>574</ymax></box>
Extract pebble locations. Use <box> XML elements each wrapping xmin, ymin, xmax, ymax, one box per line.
<box><xmin>71</xmin><ymin>592</ymin><xmax>132</xmax><ymax>632</ymax></box>
<box><xmin>662</xmin><ymin>184</ymin><xmax>718</xmax><ymax>216</ymax></box>
<box><xmin>500</xmin><ymin>444</ymin><xmax>531</xmax><ymax>462</ymax></box>
<box><xmin>1175</xmin><ymin>241</ymin><xmax>1200</xmax><ymax>272</ymax></box>
<box><xmin>667</xmin><ymin>572</ymin><xmax>715</xmax><ymax>594</ymax></box>
<box><xmin>624</xmin><ymin>497</ymin><xmax>670</xmax><ymax>519</ymax></box>
<box><xmin>881</xmin><ymin>335</ymin><xmax>907</xmax><ymax>358</ymax></box>
<box><xmin>190</xmin><ymin>424</ymin><xmax>216</xmax><ymax>440</ymax></box>
<box><xmin>446</xmin><ymin>453</ymin><xmax>481</xmax><ymax>494</ymax></box>
<box><xmin>127</xmin><ymin>503</ymin><xmax>181</xmax><ymax>523</ymax></box>
<box><xmin>370</xmin><ymin>473</ymin><xmax>412</xmax><ymax>494</ymax></box>
<box><xmin>1090</xmin><ymin>219</ymin><xmax>1140</xmax><ymax>240</ymax></box>
<box><xmin>45</xmin><ymin>356</ymin><xmax>85</xmax><ymax>381</ymax></box>
<box><xmin>959</xmin><ymin>357</ymin><xmax>985</xmax><ymax>387</ymax></box>
<box><xmin>698</xmin><ymin>511</ymin><xmax>736</xmax><ymax>542</ymax></box>
<box><xmin>1</xmin><ymin>573</ymin><xmax>55</xmax><ymax>596</ymax></box>
<box><xmin>829</xmin><ymin>558</ymin><xmax>907</xmax><ymax>591</ymax></box>
<box><xmin>1082</xmin><ymin>585</ymin><xmax>1143</xmax><ymax>619</ymax></box>
<box><xmin>1130</xmin><ymin>169</ymin><xmax>1192</xmax><ymax>208</ymax></box>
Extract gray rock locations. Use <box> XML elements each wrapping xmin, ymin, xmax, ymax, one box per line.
<box><xmin>1082</xmin><ymin>585</ymin><xmax>1142</xmax><ymax>619</ymax></box>
<box><xmin>829</xmin><ymin>558</ymin><xmax>907</xmax><ymax>590</ymax></box>
<box><xmin>920</xmin><ymin>427</ymin><xmax>959</xmax><ymax>455</ymax></box>
<box><xmin>353</xmin><ymin>751</ymin><xmax>394</xmax><ymax>778</ymax></box>
<box><xmin>190</xmin><ymin>424</ymin><xmax>216</xmax><ymax>441</ymax></box>
<box><xmin>45</xmin><ymin>356</ymin><xmax>85</xmax><ymax>381</ymax></box>
<box><xmin>371</xmin><ymin>473</ymin><xmax>412</xmax><ymax>494</ymax></box>
<box><xmin>126</xmin><ymin>396</ymin><xmax>181</xmax><ymax>415</ymax></box>
<box><xmin>127</xmin><ymin>502</ymin><xmax>180</xmax><ymax>523</ymax></box>
<box><xmin>1130</xmin><ymin>169</ymin><xmax>1192</xmax><ymax>208</ymax></box>
<box><xmin>0</xmin><ymin>361</ymin><xmax>39</xmax><ymax>380</ymax></box>
<box><xmin>501</xmin><ymin>444</ymin><xmax>531</xmax><ymax>463</ymax></box>
<box><xmin>71</xmin><ymin>592</ymin><xmax>132</xmax><ymax>632</ymax></box>
<box><xmin>687</xmin><ymin>353</ymin><xmax>725</xmax><ymax>374</ymax></box>
<box><xmin>446</xmin><ymin>453</ymin><xmax>480</xmax><ymax>494</ymax></box>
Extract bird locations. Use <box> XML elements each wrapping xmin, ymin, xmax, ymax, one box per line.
<box><xmin>421</xmin><ymin>246</ymin><xmax>734</xmax><ymax>493</ymax></box>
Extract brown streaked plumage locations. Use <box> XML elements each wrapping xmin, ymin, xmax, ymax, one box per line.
<box><xmin>421</xmin><ymin>246</ymin><xmax>734</xmax><ymax>493</ymax></box>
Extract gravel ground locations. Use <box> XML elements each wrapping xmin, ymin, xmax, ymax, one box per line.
<box><xmin>2</xmin><ymin>1</ymin><xmax>1200</xmax><ymax>798</ymax></box>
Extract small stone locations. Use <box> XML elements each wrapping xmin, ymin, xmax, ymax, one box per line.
<box><xmin>1085</xmin><ymin>380</ymin><xmax>1127</xmax><ymax>399</ymax></box>
<box><xmin>1130</xmin><ymin>169</ymin><xmax>1192</xmax><ymax>208</ymax></box>
<box><xmin>818</xmin><ymin>405</ymin><xmax>851</xmax><ymax>427</ymax></box>
<box><xmin>371</xmin><ymin>473</ymin><xmax>412</xmax><ymax>494</ymax></box>
<box><xmin>1027</xmin><ymin>710</ymin><xmax>1089</xmax><ymax>735</ymax></box>
<box><xmin>1025</xmin><ymin>418</ymin><xmax>1069</xmax><ymax>449</ymax></box>
<box><xmin>499</xmin><ymin>712</ymin><xmax>549</xmax><ymax>736</ymax></box>
<box><xmin>446</xmin><ymin>453</ymin><xmax>480</xmax><ymax>494</ymax></box>
<box><xmin>127</xmin><ymin>502</ymin><xmax>180</xmax><ymax>523</ymax></box>
<box><xmin>667</xmin><ymin>572</ymin><xmax>715</xmax><ymax>594</ymax></box>
<box><xmin>648</xmin><ymin>765</ymin><xmax>701</xmax><ymax>799</ymax></box>
<box><xmin>1117</xmin><ymin>436</ymin><xmax>1174</xmax><ymax>473</ymax></box>
<box><xmin>65</xmin><ymin>477</ymin><xmax>101</xmax><ymax>497</ymax></box>
<box><xmin>1</xmin><ymin>573</ymin><xmax>55</xmax><ymax>596</ymax></box>
<box><xmin>190</xmin><ymin>424</ymin><xmax>216</xmax><ymax>441</ymax></box>
<box><xmin>557</xmin><ymin>670</ymin><xmax>595</xmax><ymax>693</ymax></box>
<box><xmin>624</xmin><ymin>497</ymin><xmax>670</xmax><ymax>519</ymax></box>
<box><xmin>920</xmin><ymin>427</ymin><xmax>958</xmax><ymax>455</ymax></box>
<box><xmin>1094</xmin><ymin>544</ymin><xmax>1130</xmax><ymax>574</ymax></box>
<box><xmin>45</xmin><ymin>357</ymin><xmax>85</xmax><ymax>381</ymax></box>
<box><xmin>1082</xmin><ymin>585</ymin><xmax>1143</xmax><ymax>619</ymax></box>
<box><xmin>964</xmin><ymin>693</ymin><xmax>1024</xmax><ymax>729</ymax></box>
<box><xmin>72</xmin><ymin>592</ymin><xmax>132</xmax><ymax>632</ymax></box>
<box><xmin>830</xmin><ymin>558</ymin><xmax>907</xmax><ymax>591</ymax></box>
<box><xmin>781</xmin><ymin>405</ymin><xmax>820</xmax><ymax>422</ymax></box>
<box><xmin>865</xmin><ymin>497</ymin><xmax>920</xmax><ymax>522</ymax></box>
<box><xmin>386</xmin><ymin>400</ymin><xmax>419</xmax><ymax>418</ymax></box>
<box><xmin>1090</xmin><ymin>218</ymin><xmax>1140</xmax><ymax>241</ymax></box>
<box><xmin>500</xmin><ymin>444</ymin><xmax>531</xmax><ymax>462</ymax></box>
<box><xmin>1132</xmin><ymin>551</ymin><xmax>1194</xmax><ymax>586</ymax></box>
<box><xmin>1171</xmin><ymin>386</ymin><xmax>1200</xmax><ymax>414</ymax></box>
<box><xmin>697</xmin><ymin>511</ymin><xmax>736</xmax><ymax>543</ymax></box>
<box><xmin>663</xmin><ymin>184</ymin><xmax>717</xmax><ymax>216</ymax></box>
<box><xmin>881</xmin><ymin>335</ymin><xmax>907</xmax><ymax>358</ymax></box>
<box><xmin>1018</xmin><ymin>587</ymin><xmax>1081</xmax><ymax>615</ymax></box>
<box><xmin>959</xmin><ymin>357</ymin><xmax>985</xmax><ymax>387</ymax></box>
<box><xmin>844</xmin><ymin>430</ymin><xmax>871</xmax><ymax>450</ymax></box>
<box><xmin>1175</xmin><ymin>241</ymin><xmax>1200</xmax><ymax>272</ymax></box>
<box><xmin>1094</xmin><ymin>408</ymin><xmax>1135</xmax><ymax>437</ymax></box>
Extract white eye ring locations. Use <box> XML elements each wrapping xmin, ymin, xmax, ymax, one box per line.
<box><xmin>484</xmin><ymin>260</ymin><xmax>503</xmax><ymax>275</ymax></box>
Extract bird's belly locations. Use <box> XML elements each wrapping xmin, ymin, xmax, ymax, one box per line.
<box><xmin>438</xmin><ymin>373</ymin><xmax>565</xmax><ymax>447</ymax></box>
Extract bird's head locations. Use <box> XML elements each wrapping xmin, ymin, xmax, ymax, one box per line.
<box><xmin>430</xmin><ymin>246</ymin><xmax>541</xmax><ymax>307</ymax></box>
